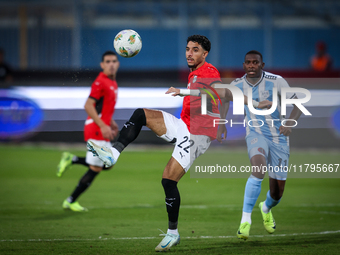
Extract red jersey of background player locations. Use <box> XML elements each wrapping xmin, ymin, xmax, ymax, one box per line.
<box><xmin>180</xmin><ymin>62</ymin><xmax>221</xmax><ymax>140</ymax></box>
<box><xmin>84</xmin><ymin>72</ymin><xmax>118</xmax><ymax>141</ymax></box>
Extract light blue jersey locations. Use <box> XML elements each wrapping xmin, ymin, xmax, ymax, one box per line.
<box><xmin>232</xmin><ymin>71</ymin><xmax>296</xmax><ymax>146</ymax></box>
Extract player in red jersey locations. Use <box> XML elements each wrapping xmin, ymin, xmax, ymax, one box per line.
<box><xmin>87</xmin><ymin>35</ymin><xmax>270</xmax><ymax>251</ymax></box>
<box><xmin>57</xmin><ymin>51</ymin><xmax>120</xmax><ymax>212</ymax></box>
<box><xmin>181</xmin><ymin>61</ymin><xmax>221</xmax><ymax>140</ymax></box>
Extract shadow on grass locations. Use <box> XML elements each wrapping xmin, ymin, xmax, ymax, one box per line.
<box><xmin>174</xmin><ymin>233</ymin><xmax>340</xmax><ymax>254</ymax></box>
<box><xmin>33</xmin><ymin>210</ymin><xmax>85</xmax><ymax>221</ymax></box>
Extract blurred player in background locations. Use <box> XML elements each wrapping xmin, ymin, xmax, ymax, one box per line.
<box><xmin>57</xmin><ymin>51</ymin><xmax>119</xmax><ymax>212</ymax></box>
<box><xmin>0</xmin><ymin>48</ymin><xmax>13</xmax><ymax>85</ymax></box>
<box><xmin>87</xmin><ymin>36</ymin><xmax>270</xmax><ymax>251</ymax></box>
<box><xmin>310</xmin><ymin>41</ymin><xmax>333</xmax><ymax>72</ymax></box>
<box><xmin>218</xmin><ymin>50</ymin><xmax>302</xmax><ymax>240</ymax></box>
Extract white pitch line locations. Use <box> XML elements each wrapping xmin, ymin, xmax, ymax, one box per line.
<box><xmin>298</xmin><ymin>209</ymin><xmax>340</xmax><ymax>215</ymax></box>
<box><xmin>0</xmin><ymin>203</ymin><xmax>339</xmax><ymax>210</ymax></box>
<box><xmin>1</xmin><ymin>230</ymin><xmax>339</xmax><ymax>242</ymax></box>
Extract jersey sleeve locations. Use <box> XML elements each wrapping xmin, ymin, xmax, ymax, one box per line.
<box><xmin>195</xmin><ymin>67</ymin><xmax>221</xmax><ymax>88</ymax></box>
<box><xmin>207</xmin><ymin>67</ymin><xmax>222</xmax><ymax>86</ymax></box>
<box><xmin>277</xmin><ymin>77</ymin><xmax>296</xmax><ymax>99</ymax></box>
<box><xmin>89</xmin><ymin>81</ymin><xmax>103</xmax><ymax>101</ymax></box>
<box><xmin>229</xmin><ymin>79</ymin><xmax>244</xmax><ymax>95</ymax></box>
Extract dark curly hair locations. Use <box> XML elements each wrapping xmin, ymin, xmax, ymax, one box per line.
<box><xmin>245</xmin><ymin>50</ymin><xmax>263</xmax><ymax>62</ymax></box>
<box><xmin>187</xmin><ymin>35</ymin><xmax>211</xmax><ymax>52</ymax></box>
<box><xmin>102</xmin><ymin>50</ymin><xmax>117</xmax><ymax>62</ymax></box>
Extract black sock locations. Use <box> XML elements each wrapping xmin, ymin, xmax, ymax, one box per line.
<box><xmin>113</xmin><ymin>108</ymin><xmax>146</xmax><ymax>153</ymax></box>
<box><xmin>68</xmin><ymin>169</ymin><xmax>99</xmax><ymax>203</ymax></box>
<box><xmin>101</xmin><ymin>165</ymin><xmax>111</xmax><ymax>171</ymax></box>
<box><xmin>72</xmin><ymin>156</ymin><xmax>89</xmax><ymax>167</ymax></box>
<box><xmin>162</xmin><ymin>178</ymin><xmax>180</xmax><ymax>230</ymax></box>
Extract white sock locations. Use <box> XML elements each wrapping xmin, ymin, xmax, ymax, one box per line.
<box><xmin>110</xmin><ymin>147</ymin><xmax>120</xmax><ymax>160</ymax></box>
<box><xmin>262</xmin><ymin>202</ymin><xmax>270</xmax><ymax>213</ymax></box>
<box><xmin>241</xmin><ymin>212</ymin><xmax>252</xmax><ymax>224</ymax></box>
<box><xmin>167</xmin><ymin>229</ymin><xmax>179</xmax><ymax>235</ymax></box>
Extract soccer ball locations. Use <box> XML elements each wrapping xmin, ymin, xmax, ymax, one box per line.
<box><xmin>113</xmin><ymin>29</ymin><xmax>142</xmax><ymax>58</ymax></box>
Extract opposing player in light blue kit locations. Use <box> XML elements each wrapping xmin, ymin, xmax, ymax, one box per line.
<box><xmin>218</xmin><ymin>50</ymin><xmax>303</xmax><ymax>240</ymax></box>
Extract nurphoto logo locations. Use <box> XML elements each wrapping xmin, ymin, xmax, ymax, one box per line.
<box><xmin>201</xmin><ymin>84</ymin><xmax>311</xmax><ymax>116</ymax></box>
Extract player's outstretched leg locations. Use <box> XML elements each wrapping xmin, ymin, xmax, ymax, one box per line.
<box><xmin>62</xmin><ymin>168</ymin><xmax>99</xmax><ymax>212</ymax></box>
<box><xmin>62</xmin><ymin>200</ymin><xmax>88</xmax><ymax>212</ymax></box>
<box><xmin>237</xmin><ymin>175</ymin><xmax>263</xmax><ymax>240</ymax></box>
<box><xmin>87</xmin><ymin>141</ymin><xmax>115</xmax><ymax>167</ymax></box>
<box><xmin>57</xmin><ymin>153</ymin><xmax>89</xmax><ymax>177</ymax></box>
<box><xmin>259</xmin><ymin>190</ymin><xmax>280</xmax><ymax>234</ymax></box>
<box><xmin>87</xmin><ymin>108</ymin><xmax>147</xmax><ymax>167</ymax></box>
<box><xmin>57</xmin><ymin>152</ymin><xmax>74</xmax><ymax>177</ymax></box>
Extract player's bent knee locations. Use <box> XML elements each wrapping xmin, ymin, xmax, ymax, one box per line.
<box><xmin>250</xmin><ymin>172</ymin><xmax>265</xmax><ymax>179</ymax></box>
<box><xmin>250</xmin><ymin>152</ymin><xmax>266</xmax><ymax>164</ymax></box>
<box><xmin>89</xmin><ymin>165</ymin><xmax>103</xmax><ymax>172</ymax></box>
<box><xmin>131</xmin><ymin>108</ymin><xmax>146</xmax><ymax>125</ymax></box>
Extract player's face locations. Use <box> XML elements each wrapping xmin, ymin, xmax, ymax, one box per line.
<box><xmin>243</xmin><ymin>54</ymin><xmax>264</xmax><ymax>78</ymax></box>
<box><xmin>186</xmin><ymin>41</ymin><xmax>208</xmax><ymax>69</ymax></box>
<box><xmin>101</xmin><ymin>55</ymin><xmax>120</xmax><ymax>77</ymax></box>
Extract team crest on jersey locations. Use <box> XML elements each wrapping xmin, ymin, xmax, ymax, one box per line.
<box><xmin>193</xmin><ymin>75</ymin><xmax>197</xmax><ymax>83</ymax></box>
<box><xmin>261</xmin><ymin>90</ymin><xmax>270</xmax><ymax>99</ymax></box>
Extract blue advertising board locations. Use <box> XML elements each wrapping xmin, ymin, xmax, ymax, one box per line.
<box><xmin>0</xmin><ymin>90</ymin><xmax>44</xmax><ymax>139</ymax></box>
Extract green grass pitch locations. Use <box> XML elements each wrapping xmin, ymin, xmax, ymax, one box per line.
<box><xmin>0</xmin><ymin>144</ymin><xmax>339</xmax><ymax>254</ymax></box>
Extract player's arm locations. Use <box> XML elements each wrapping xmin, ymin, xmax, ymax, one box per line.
<box><xmin>216</xmin><ymin>98</ymin><xmax>229</xmax><ymax>143</ymax></box>
<box><xmin>84</xmin><ymin>97</ymin><xmax>113</xmax><ymax>140</ymax></box>
<box><xmin>244</xmin><ymin>96</ymin><xmax>272</xmax><ymax>109</ymax></box>
<box><xmin>277</xmin><ymin>78</ymin><xmax>302</xmax><ymax>136</ymax></box>
<box><xmin>223</xmin><ymin>88</ymin><xmax>272</xmax><ymax>109</ymax></box>
<box><xmin>166</xmin><ymin>86</ymin><xmax>272</xmax><ymax>109</ymax></box>
<box><xmin>165</xmin><ymin>84</ymin><xmax>226</xmax><ymax>99</ymax></box>
<box><xmin>279</xmin><ymin>98</ymin><xmax>302</xmax><ymax>136</ymax></box>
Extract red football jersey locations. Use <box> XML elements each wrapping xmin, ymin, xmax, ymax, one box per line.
<box><xmin>84</xmin><ymin>72</ymin><xmax>118</xmax><ymax>141</ymax></box>
<box><xmin>181</xmin><ymin>62</ymin><xmax>221</xmax><ymax>140</ymax></box>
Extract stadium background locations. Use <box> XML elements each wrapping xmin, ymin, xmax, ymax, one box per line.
<box><xmin>1</xmin><ymin>0</ymin><xmax>340</xmax><ymax>147</ymax></box>
<box><xmin>1</xmin><ymin>0</ymin><xmax>340</xmax><ymax>149</ymax></box>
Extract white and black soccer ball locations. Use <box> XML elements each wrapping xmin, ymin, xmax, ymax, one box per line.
<box><xmin>113</xmin><ymin>29</ymin><xmax>142</xmax><ymax>58</ymax></box>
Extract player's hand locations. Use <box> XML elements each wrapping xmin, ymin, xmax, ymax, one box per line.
<box><xmin>111</xmin><ymin>129</ymin><xmax>118</xmax><ymax>139</ymax></box>
<box><xmin>279</xmin><ymin>125</ymin><xmax>292</xmax><ymax>136</ymax></box>
<box><xmin>216</xmin><ymin>124</ymin><xmax>227</xmax><ymax>143</ymax></box>
<box><xmin>110</xmin><ymin>120</ymin><xmax>119</xmax><ymax>139</ymax></box>
<box><xmin>258</xmin><ymin>100</ymin><xmax>272</xmax><ymax>109</ymax></box>
<box><xmin>101</xmin><ymin>125</ymin><xmax>113</xmax><ymax>140</ymax></box>
<box><xmin>166</xmin><ymin>87</ymin><xmax>180</xmax><ymax>96</ymax></box>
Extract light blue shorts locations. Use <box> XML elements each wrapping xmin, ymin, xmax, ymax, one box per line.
<box><xmin>246</xmin><ymin>133</ymin><xmax>290</xmax><ymax>180</ymax></box>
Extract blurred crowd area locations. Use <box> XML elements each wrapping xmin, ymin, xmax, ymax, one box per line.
<box><xmin>0</xmin><ymin>0</ymin><xmax>340</xmax><ymax>87</ymax></box>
